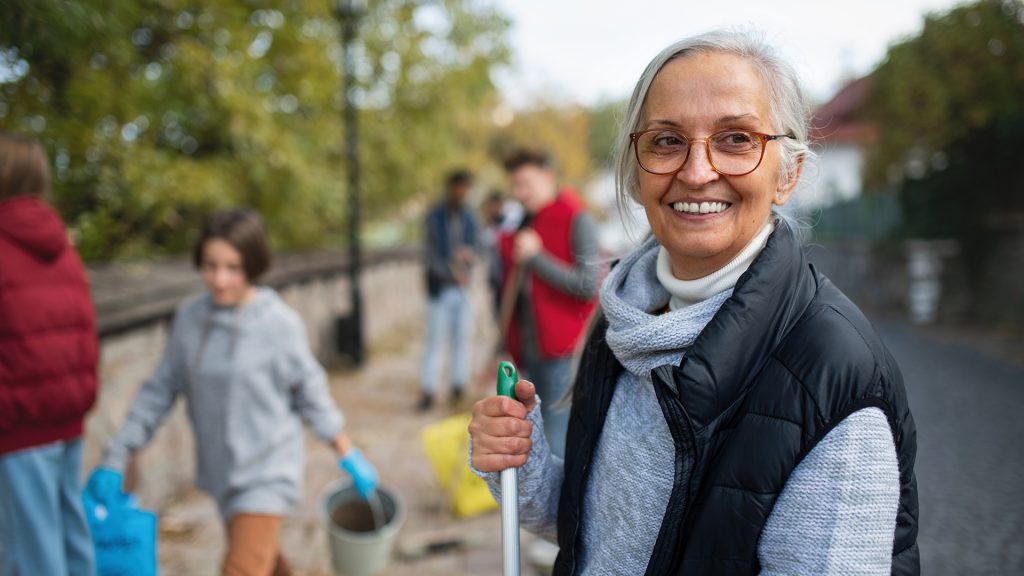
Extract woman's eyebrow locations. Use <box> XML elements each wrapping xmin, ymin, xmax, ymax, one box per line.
<box><xmin>644</xmin><ymin>114</ymin><xmax>761</xmax><ymax>130</ymax></box>
<box><xmin>645</xmin><ymin>119</ymin><xmax>684</xmax><ymax>129</ymax></box>
<box><xmin>715</xmin><ymin>113</ymin><xmax>761</xmax><ymax>126</ymax></box>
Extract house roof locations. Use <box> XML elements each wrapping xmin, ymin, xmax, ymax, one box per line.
<box><xmin>809</xmin><ymin>75</ymin><xmax>877</xmax><ymax>145</ymax></box>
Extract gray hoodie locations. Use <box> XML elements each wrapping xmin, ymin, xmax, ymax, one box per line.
<box><xmin>102</xmin><ymin>288</ymin><xmax>343</xmax><ymax>519</ymax></box>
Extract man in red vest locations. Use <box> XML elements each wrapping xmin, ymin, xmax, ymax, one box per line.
<box><xmin>498</xmin><ymin>149</ymin><xmax>599</xmax><ymax>459</ymax></box>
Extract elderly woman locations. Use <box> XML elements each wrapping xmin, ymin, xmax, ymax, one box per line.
<box><xmin>470</xmin><ymin>30</ymin><xmax>919</xmax><ymax>576</ymax></box>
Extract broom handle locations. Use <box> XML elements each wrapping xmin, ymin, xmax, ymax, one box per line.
<box><xmin>497</xmin><ymin>264</ymin><xmax>521</xmax><ymax>351</ymax></box>
<box><xmin>496</xmin><ymin>361</ymin><xmax>521</xmax><ymax>576</ymax></box>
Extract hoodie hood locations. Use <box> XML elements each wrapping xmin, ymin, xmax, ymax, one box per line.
<box><xmin>0</xmin><ymin>196</ymin><xmax>68</xmax><ymax>262</ymax></box>
<box><xmin>192</xmin><ymin>287</ymin><xmax>280</xmax><ymax>367</ymax></box>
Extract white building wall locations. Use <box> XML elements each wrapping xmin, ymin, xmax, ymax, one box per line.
<box><xmin>797</xmin><ymin>143</ymin><xmax>864</xmax><ymax>211</ymax></box>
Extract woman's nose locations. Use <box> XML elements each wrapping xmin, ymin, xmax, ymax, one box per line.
<box><xmin>213</xmin><ymin>269</ymin><xmax>232</xmax><ymax>287</ymax></box>
<box><xmin>675</xmin><ymin>141</ymin><xmax>720</xmax><ymax>188</ymax></box>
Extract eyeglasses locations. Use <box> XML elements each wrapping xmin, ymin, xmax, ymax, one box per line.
<box><xmin>629</xmin><ymin>128</ymin><xmax>795</xmax><ymax>177</ymax></box>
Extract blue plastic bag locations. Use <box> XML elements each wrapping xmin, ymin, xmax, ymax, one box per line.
<box><xmin>83</xmin><ymin>491</ymin><xmax>158</xmax><ymax>576</ymax></box>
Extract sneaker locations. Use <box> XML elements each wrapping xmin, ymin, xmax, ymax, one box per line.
<box><xmin>417</xmin><ymin>393</ymin><xmax>434</xmax><ymax>412</ymax></box>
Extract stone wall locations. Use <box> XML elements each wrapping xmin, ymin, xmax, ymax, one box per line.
<box><xmin>82</xmin><ymin>248</ymin><xmax>427</xmax><ymax>509</ymax></box>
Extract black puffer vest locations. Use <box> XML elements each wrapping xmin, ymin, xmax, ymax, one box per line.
<box><xmin>553</xmin><ymin>222</ymin><xmax>919</xmax><ymax>575</ymax></box>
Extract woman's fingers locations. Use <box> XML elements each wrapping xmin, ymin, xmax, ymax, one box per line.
<box><xmin>472</xmin><ymin>451</ymin><xmax>529</xmax><ymax>473</ymax></box>
<box><xmin>473</xmin><ymin>394</ymin><xmax>528</xmax><ymax>420</ymax></box>
<box><xmin>474</xmin><ymin>431</ymin><xmax>533</xmax><ymax>456</ymax></box>
<box><xmin>469</xmin><ymin>415</ymin><xmax>532</xmax><ymax>439</ymax></box>
<box><xmin>515</xmin><ymin>379</ymin><xmax>538</xmax><ymax>412</ymax></box>
<box><xmin>468</xmin><ymin>387</ymin><xmax>539</xmax><ymax>472</ymax></box>
<box><xmin>470</xmin><ymin>432</ymin><xmax>533</xmax><ymax>472</ymax></box>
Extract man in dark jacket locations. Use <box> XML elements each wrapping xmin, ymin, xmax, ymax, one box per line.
<box><xmin>0</xmin><ymin>133</ymin><xmax>98</xmax><ymax>575</ymax></box>
<box><xmin>420</xmin><ymin>169</ymin><xmax>478</xmax><ymax>411</ymax></box>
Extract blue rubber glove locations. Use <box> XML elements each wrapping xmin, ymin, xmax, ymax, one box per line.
<box><xmin>85</xmin><ymin>467</ymin><xmax>124</xmax><ymax>506</ymax></box>
<box><xmin>339</xmin><ymin>449</ymin><xmax>379</xmax><ymax>500</ymax></box>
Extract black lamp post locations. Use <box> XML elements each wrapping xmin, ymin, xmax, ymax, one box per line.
<box><xmin>334</xmin><ymin>0</ymin><xmax>366</xmax><ymax>366</ymax></box>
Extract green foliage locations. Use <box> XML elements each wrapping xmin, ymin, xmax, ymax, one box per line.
<box><xmin>863</xmin><ymin>0</ymin><xmax>1024</xmax><ymax>325</ymax></box>
<box><xmin>489</xmin><ymin>103</ymin><xmax>593</xmax><ymax>191</ymax></box>
<box><xmin>897</xmin><ymin>111</ymin><xmax>1024</xmax><ymax>323</ymax></box>
<box><xmin>864</xmin><ymin>0</ymin><xmax>1024</xmax><ymax>187</ymax></box>
<box><xmin>865</xmin><ymin>0</ymin><xmax>1024</xmax><ymax>243</ymax></box>
<box><xmin>898</xmin><ymin>110</ymin><xmax>1024</xmax><ymax>243</ymax></box>
<box><xmin>0</xmin><ymin>0</ymin><xmax>511</xmax><ymax>261</ymax></box>
<box><xmin>586</xmin><ymin>97</ymin><xmax>627</xmax><ymax>169</ymax></box>
<box><xmin>483</xmin><ymin>97</ymin><xmax>627</xmax><ymax>198</ymax></box>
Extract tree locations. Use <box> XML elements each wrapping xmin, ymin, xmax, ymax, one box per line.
<box><xmin>0</xmin><ymin>0</ymin><xmax>510</xmax><ymax>261</ymax></box>
<box><xmin>864</xmin><ymin>0</ymin><xmax>1024</xmax><ymax>188</ymax></box>
<box><xmin>489</xmin><ymin>103</ymin><xmax>593</xmax><ymax>191</ymax></box>
<box><xmin>587</xmin><ymin>97</ymin><xmax>627</xmax><ymax>169</ymax></box>
<box><xmin>863</xmin><ymin>0</ymin><xmax>1024</xmax><ymax>325</ymax></box>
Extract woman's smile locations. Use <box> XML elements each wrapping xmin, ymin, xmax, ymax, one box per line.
<box><xmin>668</xmin><ymin>199</ymin><xmax>734</xmax><ymax>217</ymax></box>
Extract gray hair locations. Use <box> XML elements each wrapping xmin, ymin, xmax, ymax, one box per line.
<box><xmin>614</xmin><ymin>29</ymin><xmax>813</xmax><ymax>224</ymax></box>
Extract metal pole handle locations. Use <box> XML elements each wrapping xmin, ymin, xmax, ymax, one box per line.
<box><xmin>496</xmin><ymin>361</ymin><xmax>521</xmax><ymax>576</ymax></box>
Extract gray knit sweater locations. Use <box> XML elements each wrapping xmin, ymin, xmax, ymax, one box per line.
<box><xmin>475</xmin><ymin>231</ymin><xmax>901</xmax><ymax>575</ymax></box>
<box><xmin>102</xmin><ymin>288</ymin><xmax>344</xmax><ymax>519</ymax></box>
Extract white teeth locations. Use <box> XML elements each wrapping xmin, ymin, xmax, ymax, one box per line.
<box><xmin>671</xmin><ymin>201</ymin><xmax>729</xmax><ymax>214</ymax></box>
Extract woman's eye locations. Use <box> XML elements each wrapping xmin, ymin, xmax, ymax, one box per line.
<box><xmin>715</xmin><ymin>131</ymin><xmax>757</xmax><ymax>150</ymax></box>
<box><xmin>651</xmin><ymin>132</ymin><xmax>685</xmax><ymax>147</ymax></box>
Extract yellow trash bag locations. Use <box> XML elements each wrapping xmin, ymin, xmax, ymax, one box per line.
<box><xmin>420</xmin><ymin>412</ymin><xmax>498</xmax><ymax>518</ymax></box>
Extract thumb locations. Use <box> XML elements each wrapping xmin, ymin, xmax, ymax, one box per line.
<box><xmin>515</xmin><ymin>379</ymin><xmax>539</xmax><ymax>413</ymax></box>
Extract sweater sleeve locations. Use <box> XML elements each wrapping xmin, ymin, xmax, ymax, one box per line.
<box><xmin>101</xmin><ymin>316</ymin><xmax>185</xmax><ymax>472</ymax></box>
<box><xmin>284</xmin><ymin>315</ymin><xmax>344</xmax><ymax>443</ymax></box>
<box><xmin>470</xmin><ymin>400</ymin><xmax>563</xmax><ymax>542</ymax></box>
<box><xmin>527</xmin><ymin>212</ymin><xmax>600</xmax><ymax>300</ymax></box>
<box><xmin>758</xmin><ymin>407</ymin><xmax>900</xmax><ymax>576</ymax></box>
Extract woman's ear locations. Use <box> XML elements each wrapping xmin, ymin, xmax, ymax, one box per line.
<box><xmin>773</xmin><ymin>155</ymin><xmax>804</xmax><ymax>206</ymax></box>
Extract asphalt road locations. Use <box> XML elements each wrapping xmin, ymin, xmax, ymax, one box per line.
<box><xmin>876</xmin><ymin>320</ymin><xmax>1024</xmax><ymax>575</ymax></box>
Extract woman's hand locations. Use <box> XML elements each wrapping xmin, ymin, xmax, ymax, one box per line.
<box><xmin>335</xmin><ymin>432</ymin><xmax>379</xmax><ymax>499</ymax></box>
<box><xmin>85</xmin><ymin>467</ymin><xmax>124</xmax><ymax>506</ymax></box>
<box><xmin>469</xmin><ymin>379</ymin><xmax>537</xmax><ymax>473</ymax></box>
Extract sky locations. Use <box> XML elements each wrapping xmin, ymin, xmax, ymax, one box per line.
<box><xmin>491</xmin><ymin>0</ymin><xmax>972</xmax><ymax>107</ymax></box>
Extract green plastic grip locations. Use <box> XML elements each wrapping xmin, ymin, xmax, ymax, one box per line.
<box><xmin>496</xmin><ymin>361</ymin><xmax>518</xmax><ymax>400</ymax></box>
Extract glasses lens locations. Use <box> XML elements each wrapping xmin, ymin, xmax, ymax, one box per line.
<box><xmin>709</xmin><ymin>131</ymin><xmax>763</xmax><ymax>175</ymax></box>
<box><xmin>636</xmin><ymin>130</ymin><xmax>688</xmax><ymax>174</ymax></box>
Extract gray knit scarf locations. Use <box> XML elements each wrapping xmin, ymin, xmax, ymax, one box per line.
<box><xmin>600</xmin><ymin>236</ymin><xmax>732</xmax><ymax>378</ymax></box>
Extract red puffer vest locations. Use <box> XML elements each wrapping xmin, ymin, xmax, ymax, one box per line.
<box><xmin>500</xmin><ymin>187</ymin><xmax>597</xmax><ymax>362</ymax></box>
<box><xmin>0</xmin><ymin>196</ymin><xmax>98</xmax><ymax>454</ymax></box>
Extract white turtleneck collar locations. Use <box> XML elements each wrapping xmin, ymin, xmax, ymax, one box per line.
<box><xmin>656</xmin><ymin>219</ymin><xmax>775</xmax><ymax>310</ymax></box>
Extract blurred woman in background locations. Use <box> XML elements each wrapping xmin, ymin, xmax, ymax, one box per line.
<box><xmin>86</xmin><ymin>207</ymin><xmax>379</xmax><ymax>576</ymax></box>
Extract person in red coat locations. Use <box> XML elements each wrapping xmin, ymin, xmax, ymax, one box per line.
<box><xmin>497</xmin><ymin>149</ymin><xmax>600</xmax><ymax>459</ymax></box>
<box><xmin>0</xmin><ymin>133</ymin><xmax>98</xmax><ymax>575</ymax></box>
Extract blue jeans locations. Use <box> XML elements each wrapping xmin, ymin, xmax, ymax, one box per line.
<box><xmin>523</xmin><ymin>356</ymin><xmax>573</xmax><ymax>459</ymax></box>
<box><xmin>422</xmin><ymin>285</ymin><xmax>472</xmax><ymax>395</ymax></box>
<box><xmin>0</xmin><ymin>438</ymin><xmax>95</xmax><ymax>576</ymax></box>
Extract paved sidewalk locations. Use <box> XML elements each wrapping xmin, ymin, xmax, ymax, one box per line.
<box><xmin>156</xmin><ymin>325</ymin><xmax>539</xmax><ymax>575</ymax></box>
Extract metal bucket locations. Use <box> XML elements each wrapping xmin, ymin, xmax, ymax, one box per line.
<box><xmin>322</xmin><ymin>481</ymin><xmax>405</xmax><ymax>576</ymax></box>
